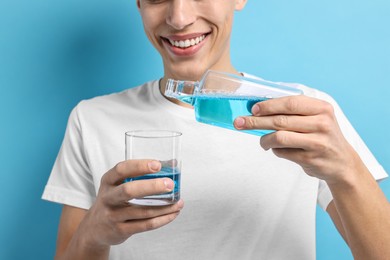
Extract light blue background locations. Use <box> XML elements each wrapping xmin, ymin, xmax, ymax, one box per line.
<box><xmin>1</xmin><ymin>0</ymin><xmax>389</xmax><ymax>259</ymax></box>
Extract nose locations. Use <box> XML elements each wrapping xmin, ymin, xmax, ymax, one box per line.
<box><xmin>166</xmin><ymin>0</ymin><xmax>196</xmax><ymax>30</ymax></box>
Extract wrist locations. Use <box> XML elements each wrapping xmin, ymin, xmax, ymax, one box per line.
<box><xmin>66</xmin><ymin>230</ymin><xmax>110</xmax><ymax>260</ymax></box>
<box><xmin>70</xmin><ymin>215</ymin><xmax>111</xmax><ymax>258</ymax></box>
<box><xmin>78</xmin><ymin>233</ymin><xmax>110</xmax><ymax>254</ymax></box>
<box><xmin>326</xmin><ymin>152</ymin><xmax>372</xmax><ymax>195</ymax></box>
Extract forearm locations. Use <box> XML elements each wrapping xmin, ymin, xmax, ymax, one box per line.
<box><xmin>328</xmin><ymin>156</ymin><xmax>390</xmax><ymax>260</ymax></box>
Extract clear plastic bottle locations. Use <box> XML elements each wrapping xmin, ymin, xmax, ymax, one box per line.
<box><xmin>165</xmin><ymin>70</ymin><xmax>303</xmax><ymax>136</ymax></box>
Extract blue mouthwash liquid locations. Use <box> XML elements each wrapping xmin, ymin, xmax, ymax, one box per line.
<box><xmin>125</xmin><ymin>167</ymin><xmax>180</xmax><ymax>205</ymax></box>
<box><xmin>193</xmin><ymin>95</ymin><xmax>273</xmax><ymax>136</ymax></box>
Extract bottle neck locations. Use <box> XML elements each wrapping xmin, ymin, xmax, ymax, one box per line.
<box><xmin>159</xmin><ymin>78</ymin><xmax>196</xmax><ymax>108</ymax></box>
<box><xmin>164</xmin><ymin>79</ymin><xmax>199</xmax><ymax>105</ymax></box>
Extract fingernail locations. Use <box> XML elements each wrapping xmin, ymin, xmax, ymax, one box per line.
<box><xmin>235</xmin><ymin>117</ymin><xmax>245</xmax><ymax>128</ymax></box>
<box><xmin>177</xmin><ymin>199</ymin><xmax>184</xmax><ymax>209</ymax></box>
<box><xmin>252</xmin><ymin>104</ymin><xmax>260</xmax><ymax>115</ymax></box>
<box><xmin>148</xmin><ymin>161</ymin><xmax>161</xmax><ymax>171</ymax></box>
<box><xmin>164</xmin><ymin>179</ymin><xmax>174</xmax><ymax>190</ymax></box>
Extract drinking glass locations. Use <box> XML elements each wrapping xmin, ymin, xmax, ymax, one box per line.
<box><xmin>125</xmin><ymin>130</ymin><xmax>182</xmax><ymax>206</ymax></box>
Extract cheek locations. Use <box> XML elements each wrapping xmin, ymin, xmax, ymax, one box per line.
<box><xmin>140</xmin><ymin>14</ymin><xmax>161</xmax><ymax>43</ymax></box>
<box><xmin>140</xmin><ymin>7</ymin><xmax>164</xmax><ymax>31</ymax></box>
<box><xmin>212</xmin><ymin>15</ymin><xmax>234</xmax><ymax>47</ymax></box>
<box><xmin>141</xmin><ymin>12</ymin><xmax>155</xmax><ymax>31</ymax></box>
<box><xmin>202</xmin><ymin>4</ymin><xmax>235</xmax><ymax>31</ymax></box>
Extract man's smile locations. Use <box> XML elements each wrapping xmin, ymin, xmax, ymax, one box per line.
<box><xmin>167</xmin><ymin>35</ymin><xmax>206</xmax><ymax>48</ymax></box>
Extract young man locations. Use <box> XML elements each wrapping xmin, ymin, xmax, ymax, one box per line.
<box><xmin>42</xmin><ymin>1</ymin><xmax>390</xmax><ymax>259</ymax></box>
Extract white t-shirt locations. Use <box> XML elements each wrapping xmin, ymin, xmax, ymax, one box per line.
<box><xmin>42</xmin><ymin>75</ymin><xmax>388</xmax><ymax>260</ymax></box>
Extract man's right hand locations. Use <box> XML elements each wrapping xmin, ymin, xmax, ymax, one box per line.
<box><xmin>55</xmin><ymin>159</ymin><xmax>184</xmax><ymax>260</ymax></box>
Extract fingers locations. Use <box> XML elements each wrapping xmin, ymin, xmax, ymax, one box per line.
<box><xmin>117</xmin><ymin>210</ymin><xmax>181</xmax><ymax>236</ymax></box>
<box><xmin>88</xmin><ymin>159</ymin><xmax>184</xmax><ymax>245</ymax></box>
<box><xmin>112</xmin><ymin>200</ymin><xmax>184</xmax><ymax>222</ymax></box>
<box><xmin>233</xmin><ymin>95</ymin><xmax>354</xmax><ymax>182</ymax></box>
<box><xmin>234</xmin><ymin>96</ymin><xmax>336</xmax><ymax>133</ymax></box>
<box><xmin>101</xmin><ymin>200</ymin><xmax>184</xmax><ymax>242</ymax></box>
<box><xmin>258</xmin><ymin>132</ymin><xmax>324</xmax><ymax>176</ymax></box>
<box><xmin>235</xmin><ymin>114</ymin><xmax>324</xmax><ymax>133</ymax></box>
<box><xmin>251</xmin><ymin>95</ymin><xmax>334</xmax><ymax>116</ymax></box>
<box><xmin>259</xmin><ymin>131</ymin><xmax>319</xmax><ymax>150</ymax></box>
<box><xmin>107</xmin><ymin>177</ymin><xmax>175</xmax><ymax>204</ymax></box>
<box><xmin>103</xmin><ymin>159</ymin><xmax>161</xmax><ymax>186</ymax></box>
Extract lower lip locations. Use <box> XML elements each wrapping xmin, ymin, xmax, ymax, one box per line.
<box><xmin>163</xmin><ymin>36</ymin><xmax>207</xmax><ymax>57</ymax></box>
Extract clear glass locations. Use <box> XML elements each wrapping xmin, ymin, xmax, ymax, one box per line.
<box><xmin>165</xmin><ymin>70</ymin><xmax>303</xmax><ymax>136</ymax></box>
<box><xmin>125</xmin><ymin>130</ymin><xmax>182</xmax><ymax>206</ymax></box>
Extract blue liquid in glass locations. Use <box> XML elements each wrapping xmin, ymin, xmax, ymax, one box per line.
<box><xmin>125</xmin><ymin>167</ymin><xmax>180</xmax><ymax>203</ymax></box>
<box><xmin>193</xmin><ymin>95</ymin><xmax>273</xmax><ymax>136</ymax></box>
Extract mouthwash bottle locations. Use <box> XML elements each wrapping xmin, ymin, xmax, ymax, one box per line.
<box><xmin>165</xmin><ymin>70</ymin><xmax>303</xmax><ymax>136</ymax></box>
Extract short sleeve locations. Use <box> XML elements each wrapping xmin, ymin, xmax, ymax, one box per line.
<box><xmin>316</xmin><ymin>91</ymin><xmax>388</xmax><ymax>211</ymax></box>
<box><xmin>41</xmin><ymin>105</ymin><xmax>96</xmax><ymax>209</ymax></box>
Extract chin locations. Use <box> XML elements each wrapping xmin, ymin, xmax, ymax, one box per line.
<box><xmin>167</xmin><ymin>64</ymin><xmax>208</xmax><ymax>81</ymax></box>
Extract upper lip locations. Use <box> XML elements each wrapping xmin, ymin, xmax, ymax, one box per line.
<box><xmin>162</xmin><ymin>32</ymin><xmax>210</xmax><ymax>41</ymax></box>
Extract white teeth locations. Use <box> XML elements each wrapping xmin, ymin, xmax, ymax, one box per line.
<box><xmin>168</xmin><ymin>35</ymin><xmax>206</xmax><ymax>49</ymax></box>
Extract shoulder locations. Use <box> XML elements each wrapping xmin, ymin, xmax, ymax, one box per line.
<box><xmin>73</xmin><ymin>80</ymin><xmax>158</xmax><ymax>115</ymax></box>
<box><xmin>64</xmin><ymin>80</ymin><xmax>159</xmax><ymax>129</ymax></box>
<box><xmin>81</xmin><ymin>80</ymin><xmax>156</xmax><ymax>107</ymax></box>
